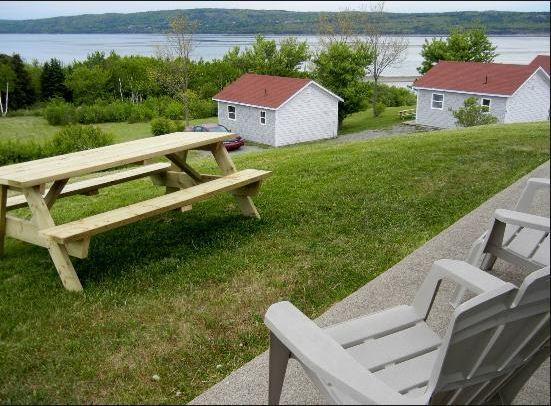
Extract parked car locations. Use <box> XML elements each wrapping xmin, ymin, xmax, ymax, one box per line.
<box><xmin>186</xmin><ymin>123</ymin><xmax>245</xmax><ymax>151</ymax></box>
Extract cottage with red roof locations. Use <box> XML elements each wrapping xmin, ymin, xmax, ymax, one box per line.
<box><xmin>213</xmin><ymin>73</ymin><xmax>343</xmax><ymax>147</ymax></box>
<box><xmin>412</xmin><ymin>55</ymin><xmax>550</xmax><ymax>128</ymax></box>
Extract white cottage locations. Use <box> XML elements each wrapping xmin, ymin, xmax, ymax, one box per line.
<box><xmin>412</xmin><ymin>55</ymin><xmax>550</xmax><ymax>129</ymax></box>
<box><xmin>213</xmin><ymin>73</ymin><xmax>343</xmax><ymax>147</ymax></box>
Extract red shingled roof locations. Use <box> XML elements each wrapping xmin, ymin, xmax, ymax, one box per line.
<box><xmin>529</xmin><ymin>55</ymin><xmax>550</xmax><ymax>75</ymax></box>
<box><xmin>413</xmin><ymin>60</ymin><xmax>546</xmax><ymax>96</ymax></box>
<box><xmin>213</xmin><ymin>73</ymin><xmax>312</xmax><ymax>109</ymax></box>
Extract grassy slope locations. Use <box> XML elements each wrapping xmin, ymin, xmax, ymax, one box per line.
<box><xmin>339</xmin><ymin>105</ymin><xmax>415</xmax><ymax>135</ymax></box>
<box><xmin>0</xmin><ymin>122</ymin><xmax>549</xmax><ymax>404</ymax></box>
<box><xmin>0</xmin><ymin>116</ymin><xmax>217</xmax><ymax>143</ymax></box>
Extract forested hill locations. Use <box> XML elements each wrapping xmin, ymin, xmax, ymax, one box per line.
<box><xmin>0</xmin><ymin>9</ymin><xmax>549</xmax><ymax>35</ymax></box>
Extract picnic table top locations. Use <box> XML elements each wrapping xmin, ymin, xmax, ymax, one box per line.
<box><xmin>0</xmin><ymin>132</ymin><xmax>233</xmax><ymax>188</ymax></box>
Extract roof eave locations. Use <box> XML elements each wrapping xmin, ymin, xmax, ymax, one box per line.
<box><xmin>212</xmin><ymin>98</ymin><xmax>278</xmax><ymax>110</ymax></box>
<box><xmin>412</xmin><ymin>86</ymin><xmax>512</xmax><ymax>98</ymax></box>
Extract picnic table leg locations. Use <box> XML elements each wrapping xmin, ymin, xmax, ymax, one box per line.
<box><xmin>166</xmin><ymin>151</ymin><xmax>197</xmax><ymax>212</ymax></box>
<box><xmin>210</xmin><ymin>142</ymin><xmax>260</xmax><ymax>219</ymax></box>
<box><xmin>23</xmin><ymin>186</ymin><xmax>83</xmax><ymax>292</ymax></box>
<box><xmin>0</xmin><ymin>185</ymin><xmax>7</xmax><ymax>256</ymax></box>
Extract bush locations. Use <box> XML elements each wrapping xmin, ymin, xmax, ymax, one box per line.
<box><xmin>50</xmin><ymin>125</ymin><xmax>114</xmax><ymax>155</ymax></box>
<box><xmin>373</xmin><ymin>102</ymin><xmax>386</xmax><ymax>117</ymax></box>
<box><xmin>368</xmin><ymin>83</ymin><xmax>417</xmax><ymax>107</ymax></box>
<box><xmin>44</xmin><ymin>99</ymin><xmax>76</xmax><ymax>125</ymax></box>
<box><xmin>0</xmin><ymin>139</ymin><xmax>45</xmax><ymax>166</ymax></box>
<box><xmin>128</xmin><ymin>104</ymin><xmax>156</xmax><ymax>123</ymax></box>
<box><xmin>151</xmin><ymin>117</ymin><xmax>177</xmax><ymax>136</ymax></box>
<box><xmin>8</xmin><ymin>108</ymin><xmax>44</xmax><ymax>117</ymax></box>
<box><xmin>164</xmin><ymin>100</ymin><xmax>183</xmax><ymax>120</ymax></box>
<box><xmin>453</xmin><ymin>97</ymin><xmax>498</xmax><ymax>127</ymax></box>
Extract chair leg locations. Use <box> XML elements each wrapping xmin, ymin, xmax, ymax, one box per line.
<box><xmin>481</xmin><ymin>253</ymin><xmax>497</xmax><ymax>271</ymax></box>
<box><xmin>269</xmin><ymin>332</ymin><xmax>291</xmax><ymax>405</ymax></box>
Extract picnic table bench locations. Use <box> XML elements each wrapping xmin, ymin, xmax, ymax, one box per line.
<box><xmin>399</xmin><ymin>108</ymin><xmax>416</xmax><ymax>119</ymax></box>
<box><xmin>0</xmin><ymin>132</ymin><xmax>271</xmax><ymax>291</ymax></box>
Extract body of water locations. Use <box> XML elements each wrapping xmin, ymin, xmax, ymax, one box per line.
<box><xmin>1</xmin><ymin>33</ymin><xmax>549</xmax><ymax>76</ymax></box>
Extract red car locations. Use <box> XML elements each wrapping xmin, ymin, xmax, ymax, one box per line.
<box><xmin>186</xmin><ymin>124</ymin><xmax>245</xmax><ymax>151</ymax></box>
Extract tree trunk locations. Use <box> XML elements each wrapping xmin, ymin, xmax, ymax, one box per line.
<box><xmin>372</xmin><ymin>76</ymin><xmax>379</xmax><ymax>117</ymax></box>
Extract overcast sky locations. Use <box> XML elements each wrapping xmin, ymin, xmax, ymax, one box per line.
<box><xmin>2</xmin><ymin>1</ymin><xmax>550</xmax><ymax>20</ymax></box>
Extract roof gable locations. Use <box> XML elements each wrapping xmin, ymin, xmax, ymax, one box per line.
<box><xmin>413</xmin><ymin>60</ymin><xmax>544</xmax><ymax>96</ymax></box>
<box><xmin>213</xmin><ymin>73</ymin><xmax>341</xmax><ymax>109</ymax></box>
<box><xmin>529</xmin><ymin>55</ymin><xmax>550</xmax><ymax>75</ymax></box>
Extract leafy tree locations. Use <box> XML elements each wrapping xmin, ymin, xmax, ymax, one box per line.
<box><xmin>418</xmin><ymin>27</ymin><xmax>498</xmax><ymax>74</ymax></box>
<box><xmin>0</xmin><ymin>54</ymin><xmax>36</xmax><ymax>112</ymax></box>
<box><xmin>222</xmin><ymin>35</ymin><xmax>309</xmax><ymax>77</ymax></box>
<box><xmin>0</xmin><ymin>56</ymin><xmax>16</xmax><ymax>116</ymax></box>
<box><xmin>452</xmin><ymin>97</ymin><xmax>498</xmax><ymax>127</ymax></box>
<box><xmin>65</xmin><ymin>65</ymin><xmax>110</xmax><ymax>104</ymax></box>
<box><xmin>312</xmin><ymin>42</ymin><xmax>373</xmax><ymax>127</ymax></box>
<box><xmin>41</xmin><ymin>58</ymin><xmax>68</xmax><ymax>100</ymax></box>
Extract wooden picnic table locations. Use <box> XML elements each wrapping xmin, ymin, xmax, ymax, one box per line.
<box><xmin>0</xmin><ymin>132</ymin><xmax>271</xmax><ymax>291</ymax></box>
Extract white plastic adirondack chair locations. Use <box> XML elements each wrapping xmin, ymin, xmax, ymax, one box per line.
<box><xmin>468</xmin><ymin>177</ymin><xmax>550</xmax><ymax>271</ymax></box>
<box><xmin>452</xmin><ymin>178</ymin><xmax>550</xmax><ymax>307</ymax></box>
<box><xmin>264</xmin><ymin>260</ymin><xmax>550</xmax><ymax>405</ymax></box>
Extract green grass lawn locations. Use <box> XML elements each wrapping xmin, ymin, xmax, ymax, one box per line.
<box><xmin>0</xmin><ymin>105</ymin><xmax>413</xmax><ymax>145</ymax></box>
<box><xmin>0</xmin><ymin>116</ymin><xmax>217</xmax><ymax>144</ymax></box>
<box><xmin>0</xmin><ymin>122</ymin><xmax>549</xmax><ymax>404</ymax></box>
<box><xmin>339</xmin><ymin>105</ymin><xmax>415</xmax><ymax>135</ymax></box>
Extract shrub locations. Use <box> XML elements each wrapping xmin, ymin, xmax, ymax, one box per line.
<box><xmin>373</xmin><ymin>102</ymin><xmax>386</xmax><ymax>117</ymax></box>
<box><xmin>0</xmin><ymin>139</ymin><xmax>45</xmax><ymax>166</ymax></box>
<box><xmin>453</xmin><ymin>97</ymin><xmax>498</xmax><ymax>127</ymax></box>
<box><xmin>44</xmin><ymin>99</ymin><xmax>76</xmax><ymax>125</ymax></box>
<box><xmin>151</xmin><ymin>117</ymin><xmax>177</xmax><ymax>136</ymax></box>
<box><xmin>50</xmin><ymin>125</ymin><xmax>114</xmax><ymax>155</ymax></box>
<box><xmin>367</xmin><ymin>83</ymin><xmax>416</xmax><ymax>107</ymax></box>
<box><xmin>164</xmin><ymin>100</ymin><xmax>183</xmax><ymax>120</ymax></box>
<box><xmin>181</xmin><ymin>90</ymin><xmax>217</xmax><ymax>120</ymax></box>
<box><xmin>9</xmin><ymin>108</ymin><xmax>44</xmax><ymax>117</ymax></box>
<box><xmin>128</xmin><ymin>104</ymin><xmax>156</xmax><ymax>123</ymax></box>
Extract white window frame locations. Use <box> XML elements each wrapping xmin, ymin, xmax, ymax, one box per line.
<box><xmin>480</xmin><ymin>98</ymin><xmax>491</xmax><ymax>111</ymax></box>
<box><xmin>431</xmin><ymin>93</ymin><xmax>444</xmax><ymax>110</ymax></box>
<box><xmin>227</xmin><ymin>105</ymin><xmax>236</xmax><ymax>120</ymax></box>
<box><xmin>260</xmin><ymin>110</ymin><xmax>267</xmax><ymax>125</ymax></box>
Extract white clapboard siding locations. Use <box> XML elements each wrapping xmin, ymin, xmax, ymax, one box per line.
<box><xmin>505</xmin><ymin>70</ymin><xmax>550</xmax><ymax>123</ymax></box>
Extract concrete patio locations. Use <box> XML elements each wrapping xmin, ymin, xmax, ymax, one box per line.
<box><xmin>191</xmin><ymin>161</ymin><xmax>550</xmax><ymax>405</ymax></box>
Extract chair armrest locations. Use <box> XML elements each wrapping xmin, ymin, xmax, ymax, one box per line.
<box><xmin>494</xmin><ymin>209</ymin><xmax>550</xmax><ymax>233</ymax></box>
<box><xmin>412</xmin><ymin>259</ymin><xmax>514</xmax><ymax>318</ymax></box>
<box><xmin>515</xmin><ymin>178</ymin><xmax>550</xmax><ymax>212</ymax></box>
<box><xmin>265</xmin><ymin>301</ymin><xmax>418</xmax><ymax>405</ymax></box>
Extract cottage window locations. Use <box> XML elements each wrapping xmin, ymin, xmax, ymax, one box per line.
<box><xmin>481</xmin><ymin>98</ymin><xmax>491</xmax><ymax>111</ymax></box>
<box><xmin>260</xmin><ymin>110</ymin><xmax>267</xmax><ymax>125</ymax></box>
<box><xmin>431</xmin><ymin>93</ymin><xmax>444</xmax><ymax>110</ymax></box>
<box><xmin>227</xmin><ymin>105</ymin><xmax>236</xmax><ymax>120</ymax></box>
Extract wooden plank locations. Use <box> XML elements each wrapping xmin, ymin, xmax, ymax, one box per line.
<box><xmin>44</xmin><ymin>179</ymin><xmax>68</xmax><ymax>209</ymax></box>
<box><xmin>6</xmin><ymin>162</ymin><xmax>172</xmax><ymax>211</ymax></box>
<box><xmin>41</xmin><ymin>169</ymin><xmax>272</xmax><ymax>243</ymax></box>
<box><xmin>5</xmin><ymin>215</ymin><xmax>89</xmax><ymax>258</ymax></box>
<box><xmin>210</xmin><ymin>142</ymin><xmax>260</xmax><ymax>218</ymax></box>
<box><xmin>0</xmin><ymin>132</ymin><xmax>233</xmax><ymax>188</ymax></box>
<box><xmin>0</xmin><ymin>185</ymin><xmax>6</xmax><ymax>256</ymax></box>
<box><xmin>166</xmin><ymin>152</ymin><xmax>203</xmax><ymax>182</ymax></box>
<box><xmin>23</xmin><ymin>187</ymin><xmax>83</xmax><ymax>291</ymax></box>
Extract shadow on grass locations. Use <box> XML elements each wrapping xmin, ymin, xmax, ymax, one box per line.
<box><xmin>74</xmin><ymin>207</ymin><xmax>268</xmax><ymax>288</ymax></box>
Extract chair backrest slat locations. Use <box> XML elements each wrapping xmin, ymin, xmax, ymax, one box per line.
<box><xmin>428</xmin><ymin>267</ymin><xmax>550</xmax><ymax>404</ymax></box>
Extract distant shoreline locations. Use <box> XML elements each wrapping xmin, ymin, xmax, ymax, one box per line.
<box><xmin>0</xmin><ymin>32</ymin><xmax>549</xmax><ymax>37</ymax></box>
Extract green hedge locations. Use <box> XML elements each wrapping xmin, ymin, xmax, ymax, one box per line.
<box><xmin>43</xmin><ymin>96</ymin><xmax>216</xmax><ymax>126</ymax></box>
<box><xmin>0</xmin><ymin>125</ymin><xmax>114</xmax><ymax>166</ymax></box>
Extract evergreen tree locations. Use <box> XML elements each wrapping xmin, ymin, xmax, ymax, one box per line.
<box><xmin>41</xmin><ymin>58</ymin><xmax>67</xmax><ymax>100</ymax></box>
<box><xmin>9</xmin><ymin>54</ymin><xmax>36</xmax><ymax>109</ymax></box>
